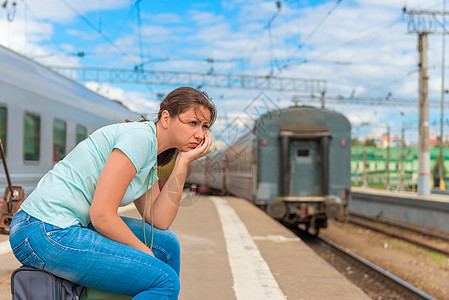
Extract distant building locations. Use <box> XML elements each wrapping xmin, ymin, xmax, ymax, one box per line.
<box><xmin>429</xmin><ymin>129</ymin><xmax>437</xmax><ymax>145</ymax></box>
<box><xmin>364</xmin><ymin>133</ymin><xmax>408</xmax><ymax>148</ymax></box>
<box><xmin>351</xmin><ymin>145</ymin><xmax>448</xmax><ymax>190</ymax></box>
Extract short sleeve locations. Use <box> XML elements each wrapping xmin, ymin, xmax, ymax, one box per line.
<box><xmin>114</xmin><ymin>128</ymin><xmax>157</xmax><ymax>172</ymax></box>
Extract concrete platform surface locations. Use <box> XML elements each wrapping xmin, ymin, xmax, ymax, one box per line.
<box><xmin>352</xmin><ymin>186</ymin><xmax>449</xmax><ymax>203</ymax></box>
<box><xmin>169</xmin><ymin>195</ymin><xmax>370</xmax><ymax>300</ymax></box>
<box><xmin>0</xmin><ymin>194</ymin><xmax>370</xmax><ymax>299</ymax></box>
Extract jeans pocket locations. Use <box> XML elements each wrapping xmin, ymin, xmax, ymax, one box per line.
<box><xmin>44</xmin><ymin>223</ymin><xmax>64</xmax><ymax>236</ymax></box>
<box><xmin>12</xmin><ymin>238</ymin><xmax>45</xmax><ymax>269</ymax></box>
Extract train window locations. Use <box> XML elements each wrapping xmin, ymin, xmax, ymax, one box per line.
<box><xmin>24</xmin><ymin>113</ymin><xmax>40</xmax><ymax>162</ymax></box>
<box><xmin>297</xmin><ymin>149</ymin><xmax>309</xmax><ymax>157</ymax></box>
<box><xmin>0</xmin><ymin>106</ymin><xmax>6</xmax><ymax>154</ymax></box>
<box><xmin>76</xmin><ymin>125</ymin><xmax>87</xmax><ymax>144</ymax></box>
<box><xmin>53</xmin><ymin>119</ymin><xmax>66</xmax><ymax>162</ymax></box>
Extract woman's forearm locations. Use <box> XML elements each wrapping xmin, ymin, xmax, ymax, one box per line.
<box><xmin>150</xmin><ymin>158</ymin><xmax>188</xmax><ymax>229</ymax></box>
<box><xmin>92</xmin><ymin>213</ymin><xmax>154</xmax><ymax>256</ymax></box>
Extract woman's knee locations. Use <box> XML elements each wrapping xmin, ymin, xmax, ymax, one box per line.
<box><xmin>151</xmin><ymin>228</ymin><xmax>181</xmax><ymax>275</ymax></box>
<box><xmin>135</xmin><ymin>268</ymin><xmax>180</xmax><ymax>299</ymax></box>
<box><xmin>161</xmin><ymin>272</ymin><xmax>180</xmax><ymax>296</ymax></box>
<box><xmin>162</xmin><ymin>229</ymin><xmax>180</xmax><ymax>251</ymax></box>
<box><xmin>155</xmin><ymin>228</ymin><xmax>179</xmax><ymax>250</ymax></box>
<box><xmin>154</xmin><ymin>228</ymin><xmax>180</xmax><ymax>256</ymax></box>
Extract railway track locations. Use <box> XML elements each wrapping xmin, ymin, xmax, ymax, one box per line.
<box><xmin>348</xmin><ymin>212</ymin><xmax>449</xmax><ymax>257</ymax></box>
<box><xmin>283</xmin><ymin>222</ymin><xmax>434</xmax><ymax>300</ymax></box>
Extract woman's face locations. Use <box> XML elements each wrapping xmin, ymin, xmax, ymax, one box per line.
<box><xmin>169</xmin><ymin>106</ymin><xmax>211</xmax><ymax>151</ymax></box>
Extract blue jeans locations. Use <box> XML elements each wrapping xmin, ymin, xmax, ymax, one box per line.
<box><xmin>9</xmin><ymin>210</ymin><xmax>180</xmax><ymax>300</ymax></box>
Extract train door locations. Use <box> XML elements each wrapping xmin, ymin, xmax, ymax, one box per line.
<box><xmin>289</xmin><ymin>140</ymin><xmax>320</xmax><ymax>196</ymax></box>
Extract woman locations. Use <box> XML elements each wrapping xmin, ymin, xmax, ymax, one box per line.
<box><xmin>9</xmin><ymin>87</ymin><xmax>216</xmax><ymax>299</ymax></box>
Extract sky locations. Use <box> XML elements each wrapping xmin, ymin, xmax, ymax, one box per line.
<box><xmin>1</xmin><ymin>0</ymin><xmax>448</xmax><ymax>144</ymax></box>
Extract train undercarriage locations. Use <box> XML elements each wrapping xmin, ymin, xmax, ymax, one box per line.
<box><xmin>266</xmin><ymin>197</ymin><xmax>346</xmax><ymax>235</ymax></box>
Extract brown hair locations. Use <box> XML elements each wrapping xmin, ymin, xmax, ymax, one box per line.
<box><xmin>130</xmin><ymin>87</ymin><xmax>216</xmax><ymax>167</ymax></box>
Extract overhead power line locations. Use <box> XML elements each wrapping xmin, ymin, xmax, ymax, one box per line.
<box><xmin>49</xmin><ymin>65</ymin><xmax>327</xmax><ymax>94</ymax></box>
<box><xmin>297</xmin><ymin>94</ymin><xmax>444</xmax><ymax>108</ymax></box>
<box><xmin>404</xmin><ymin>7</ymin><xmax>449</xmax><ymax>34</ymax></box>
<box><xmin>1</xmin><ymin>0</ymin><xmax>17</xmax><ymax>21</ymax></box>
<box><xmin>280</xmin><ymin>0</ymin><xmax>343</xmax><ymax>71</ymax></box>
<box><xmin>48</xmin><ymin>65</ymin><xmax>447</xmax><ymax>108</ymax></box>
<box><xmin>60</xmin><ymin>0</ymin><xmax>139</xmax><ymax>64</ymax></box>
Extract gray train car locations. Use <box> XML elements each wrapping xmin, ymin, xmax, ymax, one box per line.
<box><xmin>206</xmin><ymin>147</ymin><xmax>227</xmax><ymax>192</ymax></box>
<box><xmin>187</xmin><ymin>157</ymin><xmax>207</xmax><ymax>190</ymax></box>
<box><xmin>0</xmin><ymin>45</ymin><xmax>140</xmax><ymax>195</ymax></box>
<box><xmin>187</xmin><ymin>105</ymin><xmax>351</xmax><ymax>233</ymax></box>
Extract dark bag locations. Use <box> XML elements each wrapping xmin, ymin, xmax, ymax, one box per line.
<box><xmin>80</xmin><ymin>288</ymin><xmax>132</xmax><ymax>300</ymax></box>
<box><xmin>11</xmin><ymin>266</ymin><xmax>83</xmax><ymax>300</ymax></box>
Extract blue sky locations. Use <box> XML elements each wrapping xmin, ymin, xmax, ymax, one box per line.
<box><xmin>1</xmin><ymin>0</ymin><xmax>448</xmax><ymax>144</ymax></box>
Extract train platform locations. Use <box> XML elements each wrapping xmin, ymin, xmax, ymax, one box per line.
<box><xmin>0</xmin><ymin>194</ymin><xmax>370</xmax><ymax>300</ymax></box>
<box><xmin>352</xmin><ymin>186</ymin><xmax>449</xmax><ymax>203</ymax></box>
<box><xmin>167</xmin><ymin>194</ymin><xmax>368</xmax><ymax>299</ymax></box>
<box><xmin>350</xmin><ymin>186</ymin><xmax>449</xmax><ymax>233</ymax></box>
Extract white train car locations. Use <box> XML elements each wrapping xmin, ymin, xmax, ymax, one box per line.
<box><xmin>0</xmin><ymin>45</ymin><xmax>140</xmax><ymax>195</ymax></box>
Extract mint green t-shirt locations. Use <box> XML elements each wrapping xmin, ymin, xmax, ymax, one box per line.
<box><xmin>21</xmin><ymin>121</ymin><xmax>159</xmax><ymax>228</ymax></box>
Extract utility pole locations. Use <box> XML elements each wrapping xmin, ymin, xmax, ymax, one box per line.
<box><xmin>320</xmin><ymin>91</ymin><xmax>326</xmax><ymax>109</ymax></box>
<box><xmin>386</xmin><ymin>125</ymin><xmax>391</xmax><ymax>190</ymax></box>
<box><xmin>439</xmin><ymin>0</ymin><xmax>447</xmax><ymax>188</ymax></box>
<box><xmin>362</xmin><ymin>148</ymin><xmax>367</xmax><ymax>188</ymax></box>
<box><xmin>400</xmin><ymin>128</ymin><xmax>405</xmax><ymax>191</ymax></box>
<box><xmin>418</xmin><ymin>32</ymin><xmax>430</xmax><ymax>195</ymax></box>
<box><xmin>404</xmin><ymin>7</ymin><xmax>449</xmax><ymax>195</ymax></box>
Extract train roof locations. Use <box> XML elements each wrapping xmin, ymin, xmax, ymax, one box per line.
<box><xmin>254</xmin><ymin>105</ymin><xmax>350</xmax><ymax>133</ymax></box>
<box><xmin>0</xmin><ymin>44</ymin><xmax>140</xmax><ymax>122</ymax></box>
<box><xmin>258</xmin><ymin>105</ymin><xmax>348</xmax><ymax>121</ymax></box>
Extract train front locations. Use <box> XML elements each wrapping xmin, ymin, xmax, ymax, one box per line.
<box><xmin>255</xmin><ymin>106</ymin><xmax>351</xmax><ymax>234</ymax></box>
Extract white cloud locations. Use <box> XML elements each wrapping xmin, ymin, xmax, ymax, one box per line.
<box><xmin>66</xmin><ymin>29</ymin><xmax>99</xmax><ymax>41</ymax></box>
<box><xmin>146</xmin><ymin>13</ymin><xmax>182</xmax><ymax>24</ymax></box>
<box><xmin>14</xmin><ymin>0</ymin><xmax>129</xmax><ymax>23</ymax></box>
<box><xmin>140</xmin><ymin>25</ymin><xmax>173</xmax><ymax>41</ymax></box>
<box><xmin>2</xmin><ymin>0</ymin><xmax>448</xmax><ymax>142</ymax></box>
<box><xmin>84</xmin><ymin>81</ymin><xmax>159</xmax><ymax>116</ymax></box>
<box><xmin>189</xmin><ymin>10</ymin><xmax>226</xmax><ymax>25</ymax></box>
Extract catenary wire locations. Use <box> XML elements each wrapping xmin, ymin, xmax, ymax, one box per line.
<box><xmin>60</xmin><ymin>0</ymin><xmax>139</xmax><ymax>64</ymax></box>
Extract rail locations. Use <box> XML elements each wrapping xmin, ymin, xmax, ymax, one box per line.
<box><xmin>349</xmin><ymin>212</ymin><xmax>449</xmax><ymax>256</ymax></box>
<box><xmin>284</xmin><ymin>222</ymin><xmax>435</xmax><ymax>300</ymax></box>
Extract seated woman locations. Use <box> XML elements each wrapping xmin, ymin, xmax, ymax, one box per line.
<box><xmin>9</xmin><ymin>87</ymin><xmax>216</xmax><ymax>299</ymax></box>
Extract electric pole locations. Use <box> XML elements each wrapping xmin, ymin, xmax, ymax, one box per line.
<box><xmin>439</xmin><ymin>0</ymin><xmax>447</xmax><ymax>188</ymax></box>
<box><xmin>404</xmin><ymin>7</ymin><xmax>449</xmax><ymax>195</ymax></box>
<box><xmin>386</xmin><ymin>125</ymin><xmax>390</xmax><ymax>190</ymax></box>
<box><xmin>400</xmin><ymin>128</ymin><xmax>405</xmax><ymax>191</ymax></box>
<box><xmin>362</xmin><ymin>148</ymin><xmax>367</xmax><ymax>188</ymax></box>
<box><xmin>418</xmin><ymin>32</ymin><xmax>430</xmax><ymax>196</ymax></box>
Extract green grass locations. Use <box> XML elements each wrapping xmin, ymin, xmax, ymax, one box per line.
<box><xmin>423</xmin><ymin>282</ymin><xmax>438</xmax><ymax>289</ymax></box>
<box><xmin>385</xmin><ymin>240</ymin><xmax>448</xmax><ymax>266</ymax></box>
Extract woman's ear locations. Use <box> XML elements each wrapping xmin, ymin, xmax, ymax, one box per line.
<box><xmin>160</xmin><ymin>110</ymin><xmax>170</xmax><ymax>129</ymax></box>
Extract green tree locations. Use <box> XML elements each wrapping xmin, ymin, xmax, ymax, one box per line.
<box><xmin>432</xmin><ymin>153</ymin><xmax>446</xmax><ymax>177</ymax></box>
<box><xmin>364</xmin><ymin>139</ymin><xmax>377</xmax><ymax>147</ymax></box>
<box><xmin>351</xmin><ymin>137</ymin><xmax>362</xmax><ymax>146</ymax></box>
